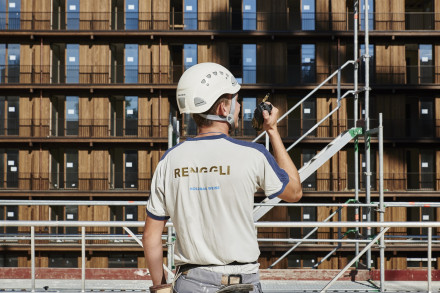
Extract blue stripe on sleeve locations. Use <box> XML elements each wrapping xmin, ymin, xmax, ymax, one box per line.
<box><xmin>146</xmin><ymin>208</ymin><xmax>170</xmax><ymax>221</ymax></box>
<box><xmin>224</xmin><ymin>136</ymin><xmax>290</xmax><ymax>198</ymax></box>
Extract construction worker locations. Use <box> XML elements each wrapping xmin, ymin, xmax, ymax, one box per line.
<box><xmin>143</xmin><ymin>62</ymin><xmax>302</xmax><ymax>293</ymax></box>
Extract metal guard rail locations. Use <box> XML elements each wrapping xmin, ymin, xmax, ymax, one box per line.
<box><xmin>0</xmin><ymin>220</ymin><xmax>437</xmax><ymax>293</ymax></box>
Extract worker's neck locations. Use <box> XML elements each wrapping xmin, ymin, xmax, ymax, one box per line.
<box><xmin>197</xmin><ymin>122</ymin><xmax>229</xmax><ymax>137</ymax></box>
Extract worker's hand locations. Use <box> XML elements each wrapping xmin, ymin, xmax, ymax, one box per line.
<box><xmin>262</xmin><ymin>103</ymin><xmax>279</xmax><ymax>134</ymax></box>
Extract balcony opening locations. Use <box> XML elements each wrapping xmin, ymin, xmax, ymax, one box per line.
<box><xmin>110</xmin><ymin>148</ymin><xmax>124</xmax><ymax>189</ymax></box>
<box><xmin>110</xmin><ymin>96</ymin><xmax>124</xmax><ymax>136</ymax></box>
<box><xmin>52</xmin><ymin>0</ymin><xmax>66</xmax><ymax>30</ymax></box>
<box><xmin>50</xmin><ymin>148</ymin><xmax>64</xmax><ymax>189</ymax></box>
<box><xmin>111</xmin><ymin>0</ymin><xmax>124</xmax><ymax>30</ymax></box>
<box><xmin>230</xmin><ymin>0</ymin><xmax>242</xmax><ymax>30</ymax></box>
<box><xmin>50</xmin><ymin>96</ymin><xmax>65</xmax><ymax>137</ymax></box>
<box><xmin>170</xmin><ymin>44</ymin><xmax>183</xmax><ymax>83</ymax></box>
<box><xmin>51</xmin><ymin>44</ymin><xmax>65</xmax><ymax>84</ymax></box>
<box><xmin>405</xmin><ymin>0</ymin><xmax>433</xmax><ymax>30</ymax></box>
<box><xmin>110</xmin><ymin>44</ymin><xmax>124</xmax><ymax>84</ymax></box>
<box><xmin>170</xmin><ymin>0</ymin><xmax>183</xmax><ymax>30</ymax></box>
<box><xmin>287</xmin><ymin>0</ymin><xmax>301</xmax><ymax>30</ymax></box>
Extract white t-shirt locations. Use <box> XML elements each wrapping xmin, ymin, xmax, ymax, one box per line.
<box><xmin>146</xmin><ymin>133</ymin><xmax>289</xmax><ymax>269</ymax></box>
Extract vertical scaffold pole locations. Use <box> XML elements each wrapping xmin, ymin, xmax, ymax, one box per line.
<box><xmin>353</xmin><ymin>0</ymin><xmax>360</xmax><ymax>263</ymax></box>
<box><xmin>379</xmin><ymin>113</ymin><xmax>385</xmax><ymax>292</ymax></box>
<box><xmin>364</xmin><ymin>0</ymin><xmax>372</xmax><ymax>269</ymax></box>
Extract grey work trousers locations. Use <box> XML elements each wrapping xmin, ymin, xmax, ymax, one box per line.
<box><xmin>174</xmin><ymin>267</ymin><xmax>263</xmax><ymax>293</ymax></box>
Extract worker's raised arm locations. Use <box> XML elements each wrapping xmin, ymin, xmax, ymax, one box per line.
<box><xmin>262</xmin><ymin>106</ymin><xmax>303</xmax><ymax>202</ymax></box>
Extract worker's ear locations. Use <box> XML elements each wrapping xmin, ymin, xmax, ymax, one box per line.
<box><xmin>216</xmin><ymin>99</ymin><xmax>231</xmax><ymax>116</ymax></box>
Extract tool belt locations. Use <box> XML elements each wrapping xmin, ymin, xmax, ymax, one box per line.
<box><xmin>149</xmin><ymin>283</ymin><xmax>173</xmax><ymax>293</ymax></box>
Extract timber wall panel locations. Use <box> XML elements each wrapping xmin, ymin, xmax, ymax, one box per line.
<box><xmin>317</xmin><ymin>206</ymin><xmax>333</xmax><ymax>244</ymax></box>
<box><xmin>139</xmin><ymin>44</ymin><xmax>152</xmax><ymax>84</ymax></box>
<box><xmin>87</xmin><ymin>252</ymin><xmax>108</xmax><ymax>268</ymax></box>
<box><xmin>436</xmin><ymin>97</ymin><xmax>440</xmax><ymax>138</ymax></box>
<box><xmin>79</xmin><ymin>97</ymin><xmax>91</xmax><ymax>137</ymax></box>
<box><xmin>437</xmin><ymin>150</ymin><xmax>440</xmax><ymax>191</ymax></box>
<box><xmin>31</xmin><ymin>96</ymin><xmax>51</xmax><ymax>137</ymax></box>
<box><xmin>21</xmin><ymin>0</ymin><xmax>51</xmax><ymax>30</ymax></box>
<box><xmin>270</xmin><ymin>93</ymin><xmax>287</xmax><ymax>137</ymax></box>
<box><xmin>31</xmin><ymin>149</ymin><xmax>49</xmax><ymax>190</ymax></box>
<box><xmin>390</xmin><ymin>0</ymin><xmax>405</xmax><ymax>30</ymax></box>
<box><xmin>435</xmin><ymin>45</ymin><xmax>440</xmax><ymax>84</ymax></box>
<box><xmin>316</xmin><ymin>43</ymin><xmax>330</xmax><ymax>83</ymax></box>
<box><xmin>436</xmin><ymin>0</ymin><xmax>440</xmax><ymax>30</ymax></box>
<box><xmin>80</xmin><ymin>0</ymin><xmax>111</xmax><ymax>30</ymax></box>
<box><xmin>150</xmin><ymin>43</ymin><xmax>170</xmax><ymax>84</ymax></box>
<box><xmin>331</xmin><ymin>0</ymin><xmax>346</xmax><ymax>31</ymax></box>
<box><xmin>19</xmin><ymin>96</ymin><xmax>32</xmax><ymax>137</ymax></box>
<box><xmin>91</xmin><ymin>150</ymin><xmax>109</xmax><ymax>190</ymax></box>
<box><xmin>317</xmin><ymin>95</ymin><xmax>331</xmax><ymax>137</ymax></box>
<box><xmin>376</xmin><ymin>44</ymin><xmax>405</xmax><ymax>84</ymax></box>
<box><xmin>257</xmin><ymin>0</ymin><xmax>287</xmax><ymax>31</ymax></box>
<box><xmin>78</xmin><ymin>149</ymin><xmax>91</xmax><ymax>190</ymax></box>
<box><xmin>375</xmin><ymin>94</ymin><xmax>405</xmax><ymax>138</ymax></box>
<box><xmin>316</xmin><ymin>0</ymin><xmax>330</xmax><ymax>31</ymax></box>
<box><xmin>199</xmin><ymin>0</ymin><xmax>228</xmax><ymax>30</ymax></box>
<box><xmin>382</xmin><ymin>148</ymin><xmax>406</xmax><ymax>191</ymax></box>
<box><xmin>79</xmin><ymin>45</ymin><xmax>109</xmax><ymax>84</ymax></box>
<box><xmin>18</xmin><ymin>149</ymin><xmax>31</xmax><ymax>189</ymax></box>
<box><xmin>151</xmin><ymin>0</ymin><xmax>170</xmax><ymax>30</ymax></box>
<box><xmin>92</xmin><ymin>97</ymin><xmax>110</xmax><ymax>137</ymax></box>
<box><xmin>197</xmin><ymin>42</ymin><xmax>228</xmax><ymax>64</ymax></box>
<box><xmin>256</xmin><ymin>42</ymin><xmax>287</xmax><ymax>84</ymax></box>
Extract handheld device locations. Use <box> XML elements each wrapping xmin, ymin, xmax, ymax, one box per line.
<box><xmin>251</xmin><ymin>93</ymin><xmax>273</xmax><ymax>131</ymax></box>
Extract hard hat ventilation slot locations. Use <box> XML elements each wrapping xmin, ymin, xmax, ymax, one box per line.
<box><xmin>194</xmin><ymin>97</ymin><xmax>206</xmax><ymax>107</ymax></box>
<box><xmin>178</xmin><ymin>97</ymin><xmax>186</xmax><ymax>109</ymax></box>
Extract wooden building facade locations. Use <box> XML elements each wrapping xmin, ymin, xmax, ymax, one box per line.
<box><xmin>1</xmin><ymin>0</ymin><xmax>440</xmax><ymax>271</ymax></box>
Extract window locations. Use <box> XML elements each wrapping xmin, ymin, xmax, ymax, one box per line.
<box><xmin>0</xmin><ymin>96</ymin><xmax>19</xmax><ymax>135</ymax></box>
<box><xmin>407</xmin><ymin>255</ymin><xmax>436</xmax><ymax>268</ymax></box>
<box><xmin>241</xmin><ymin>97</ymin><xmax>256</xmax><ymax>136</ymax></box>
<box><xmin>301</xmin><ymin>0</ymin><xmax>315</xmax><ymax>30</ymax></box>
<box><xmin>243</xmin><ymin>0</ymin><xmax>256</xmax><ymax>30</ymax></box>
<box><xmin>288</xmin><ymin>254</ymin><xmax>317</xmax><ymax>268</ymax></box>
<box><xmin>419</xmin><ymin>44</ymin><xmax>433</xmax><ymax>83</ymax></box>
<box><xmin>360</xmin><ymin>0</ymin><xmax>374</xmax><ymax>31</ymax></box>
<box><xmin>65</xmin><ymin>149</ymin><xmax>78</xmax><ymax>189</ymax></box>
<box><xmin>229</xmin><ymin>44</ymin><xmax>243</xmax><ymax>83</ymax></box>
<box><xmin>0</xmin><ymin>44</ymin><xmax>5</xmax><ymax>82</ymax></box>
<box><xmin>49</xmin><ymin>253</ymin><xmax>78</xmax><ymax>268</ymax></box>
<box><xmin>125</xmin><ymin>0</ymin><xmax>138</xmax><ymax>30</ymax></box>
<box><xmin>0</xmin><ymin>253</ymin><xmax>18</xmax><ymax>267</ymax></box>
<box><xmin>289</xmin><ymin>206</ymin><xmax>317</xmax><ymax>239</ymax></box>
<box><xmin>110</xmin><ymin>206</ymin><xmax>138</xmax><ymax>236</ymax></box>
<box><xmin>302</xmin><ymin>149</ymin><xmax>316</xmax><ymax>190</ymax></box>
<box><xmin>125</xmin><ymin>96</ymin><xmax>138</xmax><ymax>135</ymax></box>
<box><xmin>50</xmin><ymin>149</ymin><xmax>64</xmax><ymax>189</ymax></box>
<box><xmin>66</xmin><ymin>44</ymin><xmax>79</xmax><ymax>83</ymax></box>
<box><xmin>50</xmin><ymin>96</ymin><xmax>64</xmax><ymax>137</ymax></box>
<box><xmin>3</xmin><ymin>149</ymin><xmax>18</xmax><ymax>188</ymax></box>
<box><xmin>66</xmin><ymin>96</ymin><xmax>79</xmax><ymax>135</ymax></box>
<box><xmin>287</xmin><ymin>44</ymin><xmax>300</xmax><ymax>85</ymax></box>
<box><xmin>0</xmin><ymin>0</ymin><xmax>21</xmax><ymax>30</ymax></box>
<box><xmin>243</xmin><ymin>44</ymin><xmax>256</xmax><ymax>84</ymax></box>
<box><xmin>0</xmin><ymin>205</ymin><xmax>18</xmax><ymax>234</ymax></box>
<box><xmin>125</xmin><ymin>150</ymin><xmax>138</xmax><ymax>188</ymax></box>
<box><xmin>301</xmin><ymin>44</ymin><xmax>315</xmax><ymax>83</ymax></box>
<box><xmin>109</xmin><ymin>253</ymin><xmax>138</xmax><ymax>268</ymax></box>
<box><xmin>125</xmin><ymin>44</ymin><xmax>138</xmax><ymax>83</ymax></box>
<box><xmin>407</xmin><ymin>149</ymin><xmax>435</xmax><ymax>190</ymax></box>
<box><xmin>183</xmin><ymin>44</ymin><xmax>197</xmax><ymax>70</ymax></box>
<box><xmin>407</xmin><ymin>207</ymin><xmax>436</xmax><ymax>240</ymax></box>
<box><xmin>184</xmin><ymin>0</ymin><xmax>197</xmax><ymax>30</ymax></box>
<box><xmin>7</xmin><ymin>43</ymin><xmax>19</xmax><ymax>83</ymax></box>
<box><xmin>405</xmin><ymin>0</ymin><xmax>433</xmax><ymax>30</ymax></box>
<box><xmin>50</xmin><ymin>205</ymin><xmax>78</xmax><ymax>235</ymax></box>
<box><xmin>302</xmin><ymin>100</ymin><xmax>316</xmax><ymax>137</ymax></box>
<box><xmin>66</xmin><ymin>0</ymin><xmax>79</xmax><ymax>30</ymax></box>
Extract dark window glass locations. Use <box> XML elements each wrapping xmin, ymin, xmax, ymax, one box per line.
<box><xmin>6</xmin><ymin>96</ymin><xmax>18</xmax><ymax>135</ymax></box>
<box><xmin>302</xmin><ymin>100</ymin><xmax>316</xmax><ymax>137</ymax></box>
<box><xmin>242</xmin><ymin>97</ymin><xmax>256</xmax><ymax>136</ymax></box>
<box><xmin>184</xmin><ymin>113</ymin><xmax>197</xmax><ymax>136</ymax></box>
<box><xmin>65</xmin><ymin>149</ymin><xmax>78</xmax><ymax>189</ymax></box>
<box><xmin>0</xmin><ymin>149</ymin><xmax>4</xmax><ymax>188</ymax></box>
<box><xmin>6</xmin><ymin>205</ymin><xmax>18</xmax><ymax>234</ymax></box>
<box><xmin>0</xmin><ymin>44</ymin><xmax>6</xmax><ymax>83</ymax></box>
<box><xmin>66</xmin><ymin>96</ymin><xmax>78</xmax><ymax>135</ymax></box>
<box><xmin>125</xmin><ymin>96</ymin><xmax>138</xmax><ymax>136</ymax></box>
<box><xmin>0</xmin><ymin>253</ymin><xmax>18</xmax><ymax>267</ymax></box>
<box><xmin>7</xmin><ymin>44</ymin><xmax>19</xmax><ymax>83</ymax></box>
<box><xmin>49</xmin><ymin>253</ymin><xmax>78</xmax><ymax>268</ymax></box>
<box><xmin>109</xmin><ymin>253</ymin><xmax>138</xmax><ymax>268</ymax></box>
<box><xmin>302</xmin><ymin>149</ymin><xmax>316</xmax><ymax>190</ymax></box>
<box><xmin>125</xmin><ymin>150</ymin><xmax>138</xmax><ymax>188</ymax></box>
<box><xmin>419</xmin><ymin>44</ymin><xmax>433</xmax><ymax>84</ymax></box>
<box><xmin>301</xmin><ymin>44</ymin><xmax>315</xmax><ymax>83</ymax></box>
<box><xmin>6</xmin><ymin>149</ymin><xmax>17</xmax><ymax>188</ymax></box>
<box><xmin>0</xmin><ymin>96</ymin><xmax>4</xmax><ymax>135</ymax></box>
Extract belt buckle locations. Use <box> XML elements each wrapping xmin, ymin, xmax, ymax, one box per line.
<box><xmin>227</xmin><ymin>274</ymin><xmax>242</xmax><ymax>285</ymax></box>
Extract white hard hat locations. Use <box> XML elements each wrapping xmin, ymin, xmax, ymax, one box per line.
<box><xmin>176</xmin><ymin>62</ymin><xmax>241</xmax><ymax>114</ymax></box>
